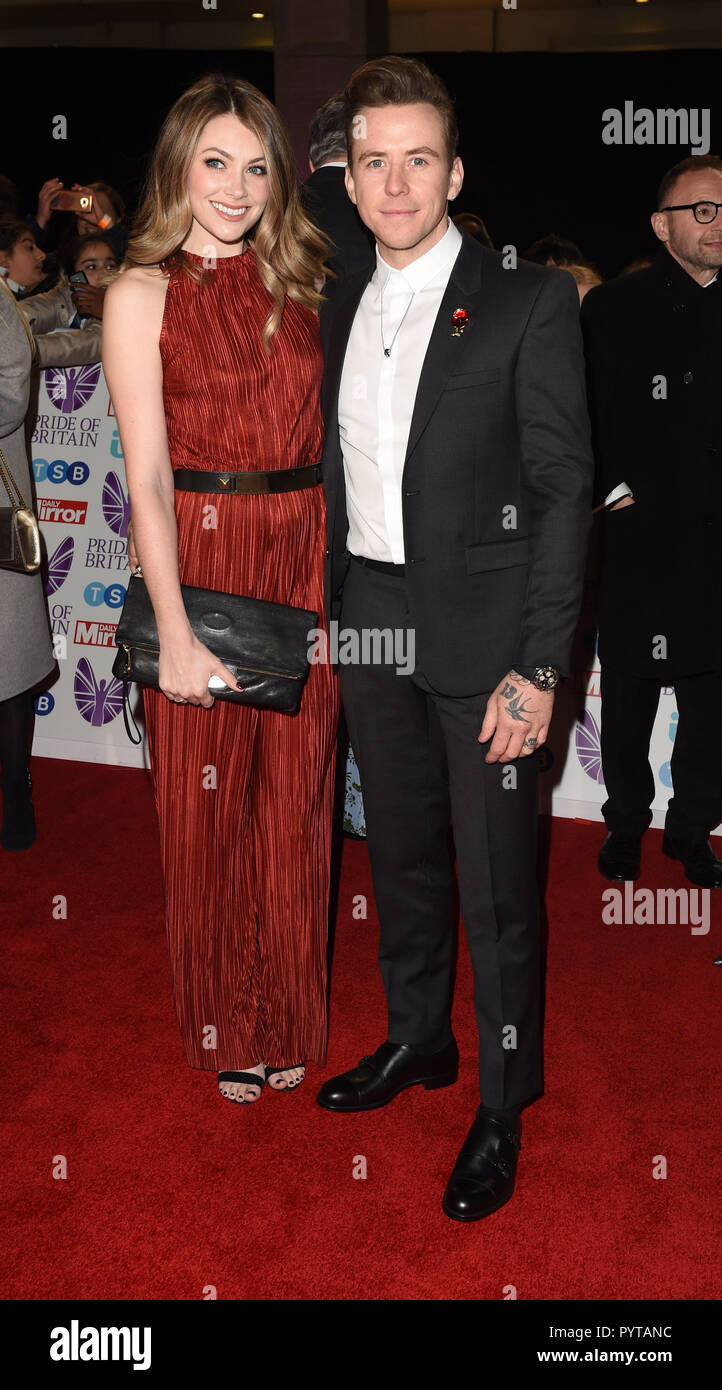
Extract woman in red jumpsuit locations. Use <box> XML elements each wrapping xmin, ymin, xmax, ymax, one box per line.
<box><xmin>103</xmin><ymin>74</ymin><xmax>339</xmax><ymax>1106</ymax></box>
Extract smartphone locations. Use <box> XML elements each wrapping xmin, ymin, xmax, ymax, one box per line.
<box><xmin>69</xmin><ymin>270</ymin><xmax>89</xmax><ymax>286</ymax></box>
<box><xmin>50</xmin><ymin>190</ymin><xmax>93</xmax><ymax>215</ymax></box>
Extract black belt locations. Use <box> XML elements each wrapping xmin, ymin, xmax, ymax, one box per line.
<box><xmin>173</xmin><ymin>463</ymin><xmax>322</xmax><ymax>495</ymax></box>
<box><xmin>350</xmin><ymin>553</ymin><xmax>406</xmax><ymax>576</ymax></box>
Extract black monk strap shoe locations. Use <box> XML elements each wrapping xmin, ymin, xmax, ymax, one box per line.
<box><xmin>442</xmin><ymin>1108</ymin><xmax>522</xmax><ymax>1223</ymax></box>
<box><xmin>598</xmin><ymin>831</ymin><xmax>641</xmax><ymax>881</ymax></box>
<box><xmin>662</xmin><ymin>834</ymin><xmax>722</xmax><ymax>889</ymax></box>
<box><xmin>315</xmin><ymin>1038</ymin><xmax>459</xmax><ymax>1113</ymax></box>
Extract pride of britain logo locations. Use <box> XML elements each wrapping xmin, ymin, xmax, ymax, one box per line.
<box><xmin>73</xmin><ymin>657</ymin><xmax>125</xmax><ymax>726</ymax></box>
<box><xmin>45</xmin><ymin>536</ymin><xmax>75</xmax><ymax>596</ymax></box>
<box><xmin>101</xmin><ymin>471</ymin><xmax>130</xmax><ymax>536</ymax></box>
<box><xmin>575</xmin><ymin>708</ymin><xmax>604</xmax><ymax>784</ymax></box>
<box><xmin>45</xmin><ymin>364</ymin><xmax>101</xmax><ymax>413</ymax></box>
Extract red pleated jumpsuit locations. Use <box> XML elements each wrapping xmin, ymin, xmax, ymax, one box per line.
<box><xmin>142</xmin><ymin>244</ymin><xmax>339</xmax><ymax>1073</ymax></box>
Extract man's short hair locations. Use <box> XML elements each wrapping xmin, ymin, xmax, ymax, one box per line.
<box><xmin>308</xmin><ymin>94</ymin><xmax>348</xmax><ymax>169</ymax></box>
<box><xmin>523</xmin><ymin>234</ymin><xmax>583</xmax><ymax>267</ymax></box>
<box><xmin>343</xmin><ymin>55</ymin><xmax>458</xmax><ymax>170</ymax></box>
<box><xmin>657</xmin><ymin>155</ymin><xmax>722</xmax><ymax>210</ymax></box>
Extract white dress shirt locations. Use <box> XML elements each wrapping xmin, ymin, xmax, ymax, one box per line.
<box><xmin>338</xmin><ymin>217</ymin><xmax>463</xmax><ymax>563</ymax></box>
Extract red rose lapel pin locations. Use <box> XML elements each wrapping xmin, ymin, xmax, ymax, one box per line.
<box><xmin>451</xmin><ymin>307</ymin><xmax>469</xmax><ymax>337</ymax></box>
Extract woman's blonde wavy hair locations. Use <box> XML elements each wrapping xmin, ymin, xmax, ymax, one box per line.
<box><xmin>124</xmin><ymin>72</ymin><xmax>331</xmax><ymax>354</ymax></box>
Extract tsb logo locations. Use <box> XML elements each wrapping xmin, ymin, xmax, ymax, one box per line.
<box><xmin>83</xmin><ymin>581</ymin><xmax>126</xmax><ymax>609</ymax></box>
<box><xmin>39</xmin><ymin>497</ymin><xmax>88</xmax><ymax>525</ymax></box>
<box><xmin>33</xmin><ymin>458</ymin><xmax>90</xmax><ymax>486</ymax></box>
<box><xmin>34</xmin><ymin>692</ymin><xmax>56</xmax><ymax>716</ymax></box>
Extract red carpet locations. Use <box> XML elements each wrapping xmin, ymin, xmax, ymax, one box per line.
<box><xmin>3</xmin><ymin>758</ymin><xmax>720</xmax><ymax>1300</ymax></box>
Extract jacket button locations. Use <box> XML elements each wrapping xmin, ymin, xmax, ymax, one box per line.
<box><xmin>682</xmin><ymin>370</ymin><xmax>693</xmax><ymax>384</ymax></box>
<box><xmin>325</xmin><ymin>546</ymin><xmax>329</xmax><ymax>556</ymax></box>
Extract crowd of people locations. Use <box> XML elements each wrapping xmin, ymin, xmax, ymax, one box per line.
<box><xmin>1</xmin><ymin>55</ymin><xmax>721</xmax><ymax>1225</ymax></box>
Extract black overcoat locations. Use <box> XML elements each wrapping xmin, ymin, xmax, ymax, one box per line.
<box><xmin>581</xmin><ymin>247</ymin><xmax>722</xmax><ymax>679</ymax></box>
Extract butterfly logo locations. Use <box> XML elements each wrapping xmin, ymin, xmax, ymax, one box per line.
<box><xmin>102</xmin><ymin>471</ymin><xmax>130</xmax><ymax>536</ymax></box>
<box><xmin>45</xmin><ymin>363</ymin><xmax>101</xmax><ymax>412</ymax></box>
<box><xmin>575</xmin><ymin>707</ymin><xmax>604</xmax><ymax>784</ymax></box>
<box><xmin>45</xmin><ymin>536</ymin><xmax>74</xmax><ymax>596</ymax></box>
<box><xmin>73</xmin><ymin>657</ymin><xmax>125</xmax><ymax>726</ymax></box>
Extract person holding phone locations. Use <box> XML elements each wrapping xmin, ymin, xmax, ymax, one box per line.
<box><xmin>102</xmin><ymin>73</ymin><xmax>339</xmax><ymax>1107</ymax></box>
<box><xmin>14</xmin><ymin>231</ymin><xmax>115</xmax><ymax>368</ymax></box>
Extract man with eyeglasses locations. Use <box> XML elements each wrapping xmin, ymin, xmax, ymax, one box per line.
<box><xmin>581</xmin><ymin>155</ymin><xmax>722</xmax><ymax>888</ymax></box>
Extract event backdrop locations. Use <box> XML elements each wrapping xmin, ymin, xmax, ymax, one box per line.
<box><xmin>28</xmin><ymin>360</ymin><xmax>706</xmax><ymax>833</ymax></box>
<box><xmin>30</xmin><ymin>361</ymin><xmax>146</xmax><ymax>770</ymax></box>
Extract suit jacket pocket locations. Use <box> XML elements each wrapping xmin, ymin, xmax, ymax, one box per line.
<box><xmin>445</xmin><ymin>368</ymin><xmax>502</xmax><ymax>391</ymax></box>
<box><xmin>465</xmin><ymin>536</ymin><xmax>530</xmax><ymax>574</ymax></box>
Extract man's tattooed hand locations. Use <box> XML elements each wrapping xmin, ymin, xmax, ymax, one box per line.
<box><xmin>505</xmin><ymin>692</ymin><xmax>537</xmax><ymax>723</ymax></box>
<box><xmin>478</xmin><ymin>668</ymin><xmax>554</xmax><ymax>762</ymax></box>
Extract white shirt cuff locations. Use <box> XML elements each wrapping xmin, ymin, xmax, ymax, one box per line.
<box><xmin>603</xmin><ymin>482</ymin><xmax>633</xmax><ymax>507</ymax></box>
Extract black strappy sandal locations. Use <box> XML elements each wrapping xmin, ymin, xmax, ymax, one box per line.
<box><xmin>264</xmin><ymin>1064</ymin><xmax>306</xmax><ymax>1092</ymax></box>
<box><xmin>218</xmin><ymin>1070</ymin><xmax>266</xmax><ymax>1105</ymax></box>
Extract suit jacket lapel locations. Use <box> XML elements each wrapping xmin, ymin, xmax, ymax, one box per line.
<box><xmin>404</xmin><ymin>232</ymin><xmax>484</xmax><ymax>465</ymax></box>
<box><xmin>322</xmin><ymin>264</ymin><xmax>375</xmax><ymax>460</ymax></box>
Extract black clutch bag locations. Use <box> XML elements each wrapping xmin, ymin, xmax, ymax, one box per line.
<box><xmin>112</xmin><ymin>573</ymin><xmax>318</xmax><ymax>744</ymax></box>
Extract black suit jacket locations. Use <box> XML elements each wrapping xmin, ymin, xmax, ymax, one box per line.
<box><xmin>581</xmin><ymin>247</ymin><xmax>722</xmax><ymax>679</ymax></box>
<box><xmin>320</xmin><ymin>230</ymin><xmax>594</xmax><ymax>697</ymax></box>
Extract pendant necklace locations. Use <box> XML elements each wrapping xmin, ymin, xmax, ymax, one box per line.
<box><xmin>380</xmin><ymin>286</ymin><xmax>415</xmax><ymax>356</ymax></box>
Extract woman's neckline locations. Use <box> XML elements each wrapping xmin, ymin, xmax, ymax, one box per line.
<box><xmin>183</xmin><ymin>242</ymin><xmax>254</xmax><ymax>264</ymax></box>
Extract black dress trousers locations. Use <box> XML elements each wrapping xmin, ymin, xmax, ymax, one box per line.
<box><xmin>600</xmin><ymin>666</ymin><xmax>722</xmax><ymax>845</ymax></box>
<box><xmin>339</xmin><ymin>557</ymin><xmax>542</xmax><ymax>1110</ymax></box>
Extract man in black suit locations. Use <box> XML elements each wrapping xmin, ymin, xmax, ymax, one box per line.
<box><xmin>582</xmin><ymin>156</ymin><xmax>722</xmax><ymax>889</ymax></box>
<box><xmin>300</xmin><ymin>93</ymin><xmax>374</xmax><ymax>300</ymax></box>
<box><xmin>314</xmin><ymin>56</ymin><xmax>593</xmax><ymax>1221</ymax></box>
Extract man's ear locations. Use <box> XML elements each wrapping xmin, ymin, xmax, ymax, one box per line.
<box><xmin>448</xmin><ymin>156</ymin><xmax>464</xmax><ymax>204</ymax></box>
<box><xmin>650</xmin><ymin>210</ymin><xmax>668</xmax><ymax>246</ymax></box>
<box><xmin>344</xmin><ymin>162</ymin><xmax>357</xmax><ymax>207</ymax></box>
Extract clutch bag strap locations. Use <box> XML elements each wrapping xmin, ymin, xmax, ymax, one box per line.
<box><xmin>0</xmin><ymin>444</ymin><xmax>28</xmax><ymax>510</ymax></box>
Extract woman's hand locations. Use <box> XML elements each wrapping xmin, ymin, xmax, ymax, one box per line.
<box><xmin>158</xmin><ymin>634</ymin><xmax>243</xmax><ymax>708</ymax></box>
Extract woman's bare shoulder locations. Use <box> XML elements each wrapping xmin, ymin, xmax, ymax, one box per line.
<box><xmin>103</xmin><ymin>265</ymin><xmax>171</xmax><ymax>343</ymax></box>
<box><xmin>106</xmin><ymin>263</ymin><xmax>170</xmax><ymax>305</ymax></box>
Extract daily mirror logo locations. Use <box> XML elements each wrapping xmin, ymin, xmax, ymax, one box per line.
<box><xmin>49</xmin><ymin>1321</ymin><xmax>151</xmax><ymax>1371</ymax></box>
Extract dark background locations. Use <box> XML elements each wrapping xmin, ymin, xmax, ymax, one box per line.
<box><xmin>6</xmin><ymin>47</ymin><xmax>720</xmax><ymax>277</ymax></box>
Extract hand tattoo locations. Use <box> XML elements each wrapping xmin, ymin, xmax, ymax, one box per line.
<box><xmin>505</xmin><ymin>692</ymin><xmax>537</xmax><ymax>723</ymax></box>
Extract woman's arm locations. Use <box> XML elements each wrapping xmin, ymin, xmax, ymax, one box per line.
<box><xmin>102</xmin><ymin>269</ymin><xmax>241</xmax><ymax>705</ymax></box>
